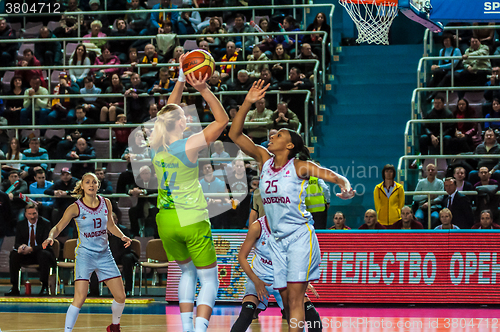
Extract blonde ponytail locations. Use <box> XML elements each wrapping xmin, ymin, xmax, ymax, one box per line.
<box><xmin>149</xmin><ymin>104</ymin><xmax>184</xmax><ymax>151</ymax></box>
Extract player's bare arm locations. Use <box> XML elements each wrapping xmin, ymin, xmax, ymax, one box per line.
<box><xmin>42</xmin><ymin>203</ymin><xmax>79</xmax><ymax>248</ymax></box>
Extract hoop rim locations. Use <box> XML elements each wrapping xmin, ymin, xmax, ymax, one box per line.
<box><xmin>338</xmin><ymin>0</ymin><xmax>398</xmax><ymax>6</ymax></box>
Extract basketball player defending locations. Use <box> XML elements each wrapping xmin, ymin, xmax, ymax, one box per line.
<box><xmin>229</xmin><ymin>80</ymin><xmax>354</xmax><ymax>332</ymax></box>
<box><xmin>148</xmin><ymin>55</ymin><xmax>228</xmax><ymax>332</ymax></box>
<box><xmin>43</xmin><ymin>172</ymin><xmax>131</xmax><ymax>332</ymax></box>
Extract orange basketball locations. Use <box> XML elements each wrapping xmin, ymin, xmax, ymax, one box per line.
<box><xmin>182</xmin><ymin>49</ymin><xmax>215</xmax><ymax>80</ymax></box>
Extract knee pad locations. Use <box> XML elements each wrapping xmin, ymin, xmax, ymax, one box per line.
<box><xmin>230</xmin><ymin>302</ymin><xmax>257</xmax><ymax>332</ymax></box>
<box><xmin>195</xmin><ymin>266</ymin><xmax>219</xmax><ymax>308</ymax></box>
<box><xmin>178</xmin><ymin>261</ymin><xmax>197</xmax><ymax>304</ymax></box>
<box><xmin>304</xmin><ymin>301</ymin><xmax>322</xmax><ymax>332</ymax></box>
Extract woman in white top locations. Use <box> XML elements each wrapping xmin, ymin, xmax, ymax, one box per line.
<box><xmin>2</xmin><ymin>138</ymin><xmax>25</xmax><ymax>178</ymax></box>
<box><xmin>435</xmin><ymin>208</ymin><xmax>460</xmax><ymax>230</ymax></box>
<box><xmin>69</xmin><ymin>44</ymin><xmax>91</xmax><ymax>88</ymax></box>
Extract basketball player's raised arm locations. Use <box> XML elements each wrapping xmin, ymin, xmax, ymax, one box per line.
<box><xmin>296</xmin><ymin>160</ymin><xmax>355</xmax><ymax>199</ymax></box>
<box><xmin>167</xmin><ymin>54</ymin><xmax>187</xmax><ymax>105</ymax></box>
<box><xmin>42</xmin><ymin>203</ymin><xmax>79</xmax><ymax>248</ymax></box>
<box><xmin>228</xmin><ymin>80</ymin><xmax>272</xmax><ymax>164</ymax></box>
<box><xmin>238</xmin><ymin>221</ymin><xmax>271</xmax><ymax>301</ymax></box>
<box><xmin>105</xmin><ymin>198</ymin><xmax>131</xmax><ymax>248</ymax></box>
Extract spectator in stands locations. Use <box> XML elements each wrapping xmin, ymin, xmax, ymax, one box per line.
<box><xmin>439</xmin><ymin>177</ymin><xmax>474</xmax><ymax>229</ymax></box>
<box><xmin>57</xmin><ymin>105</ymin><xmax>97</xmax><ymax>159</ymax></box>
<box><xmin>0</xmin><ymin>17</ymin><xmax>19</xmax><ymax>67</ymax></box>
<box><xmin>140</xmin><ymin>44</ymin><xmax>162</xmax><ymax>84</ymax></box>
<box><xmin>419</xmin><ymin>96</ymin><xmax>454</xmax><ymax>155</ymax></box>
<box><xmin>358</xmin><ymin>209</ymin><xmax>386</xmax><ymax>229</ymax></box>
<box><xmin>246</xmin><ymin>45</ymin><xmax>269</xmax><ymax>78</ymax></box>
<box><xmin>167</xmin><ymin>46</ymin><xmax>185</xmax><ymax>79</ymax></box>
<box><xmin>228</xmin><ymin>13</ymin><xmax>255</xmax><ymax>54</ymax></box>
<box><xmin>177</xmin><ymin>5</ymin><xmax>201</xmax><ymax>35</ymax></box>
<box><xmin>475</xmin><ymin>166</ymin><xmax>498</xmax><ymax>187</ymax></box>
<box><xmin>228</xmin><ymin>159</ymin><xmax>252</xmax><ymax>229</ymax></box>
<box><xmin>124</xmin><ymin>73</ymin><xmax>148</xmax><ymax>123</ymax></box>
<box><xmin>83</xmin><ymin>20</ymin><xmax>107</xmax><ymax>49</ymax></box>
<box><xmin>271</xmin><ymin>44</ymin><xmax>291</xmax><ymax>82</ymax></box>
<box><xmin>109</xmin><ymin>19</ymin><xmax>136</xmax><ymax>63</ymax></box>
<box><xmin>482</xmin><ymin>67</ymin><xmax>500</xmax><ymax>117</ymax></box>
<box><xmin>199</xmin><ymin>163</ymin><xmax>231</xmax><ymax>229</ymax></box>
<box><xmin>273</xmin><ymin>16</ymin><xmax>302</xmax><ymax>55</ymax></box>
<box><xmin>472</xmin><ymin>209</ymin><xmax>500</xmax><ymax>229</ymax></box>
<box><xmin>21</xmin><ymin>138</ymin><xmax>49</xmax><ymax>181</ymax></box>
<box><xmin>454</xmin><ymin>37</ymin><xmax>491</xmax><ymax>88</ymax></box>
<box><xmin>243</xmin><ymin>97</ymin><xmax>273</xmax><ymax>144</ymax></box>
<box><xmin>329</xmin><ymin>211</ymin><xmax>351</xmax><ymax>230</ymax></box>
<box><xmin>279</xmin><ymin>67</ymin><xmax>313</xmax><ymax>91</ymax></box>
<box><xmin>485</xmin><ymin>98</ymin><xmax>500</xmax><ymax>130</ymax></box>
<box><xmin>29</xmin><ymin>168</ymin><xmax>54</xmax><ymax>220</ymax></box>
<box><xmin>148</xmin><ymin>67</ymin><xmax>174</xmax><ymax>108</ymax></box>
<box><xmin>451</xmin><ymin>98</ymin><xmax>479</xmax><ymax>153</ymax></box>
<box><xmin>227</xmin><ymin>104</ymin><xmax>238</xmax><ymax>122</ymax></box>
<box><xmin>51</xmin><ymin>72</ymin><xmax>79</xmax><ymax>124</ymax></box>
<box><xmin>413</xmin><ymin>163</ymin><xmax>444</xmax><ymax>225</ymax></box>
<box><xmin>207</xmin><ymin>70</ymin><xmax>226</xmax><ymax>93</ymax></box>
<box><xmin>270</xmin><ymin>101</ymin><xmax>300</xmax><ymax>131</ymax></box>
<box><xmin>83</xmin><ymin>0</ymin><xmax>109</xmax><ymax>34</ymax></box>
<box><xmin>15</xmin><ymin>49</ymin><xmax>45</xmax><ymax>89</ymax></box>
<box><xmin>373</xmin><ymin>164</ymin><xmax>405</xmax><ymax>227</ymax></box>
<box><xmin>93</xmin><ymin>44</ymin><xmax>121</xmax><ymax>79</ymax></box>
<box><xmin>69</xmin><ymin>44</ymin><xmax>91</xmax><ymax>88</ymax></box>
<box><xmin>303</xmin><ymin>12</ymin><xmax>331</xmax><ymax>66</ymax></box>
<box><xmin>54</xmin><ymin>0</ymin><xmax>82</xmax><ymax>38</ymax></box>
<box><xmin>3</xmin><ymin>138</ymin><xmax>25</xmax><ymax>180</ymax></box>
<box><xmin>121</xmin><ymin>48</ymin><xmax>139</xmax><ymax>80</ymax></box>
<box><xmin>127</xmin><ymin>165</ymin><xmax>158</xmax><ymax>237</ymax></box>
<box><xmin>126</xmin><ymin>0</ymin><xmax>149</xmax><ymax>35</ymax></box>
<box><xmin>391</xmin><ymin>206</ymin><xmax>423</xmax><ymax>229</ymax></box>
<box><xmin>150</xmin><ymin>0</ymin><xmax>178</xmax><ymax>34</ymax></box>
<box><xmin>122</xmin><ymin>130</ymin><xmax>151</xmax><ymax>167</ymax></box>
<box><xmin>20</xmin><ymin>77</ymin><xmax>51</xmax><ymax>126</ymax></box>
<box><xmin>453</xmin><ymin>166</ymin><xmax>474</xmax><ymax>192</ymax></box>
<box><xmin>220</xmin><ymin>41</ymin><xmax>243</xmax><ymax>82</ymax></box>
<box><xmin>95</xmin><ymin>168</ymin><xmax>113</xmax><ymax>194</ymax></box>
<box><xmin>4</xmin><ymin>203</ymin><xmax>56</xmax><ymax>296</ymax></box>
<box><xmin>296</xmin><ymin>43</ymin><xmax>319</xmax><ymax>79</ymax></box>
<box><xmin>44</xmin><ymin>167</ymin><xmax>77</xmax><ymax>231</ymax></box>
<box><xmin>142</xmin><ymin>103</ymin><xmax>158</xmax><ymax>122</ymax></box>
<box><xmin>226</xmin><ymin>69</ymin><xmax>254</xmax><ymax>106</ymax></box>
<box><xmin>427</xmin><ymin>34</ymin><xmax>462</xmax><ymax>88</ymax></box>
<box><xmin>113</xmin><ymin>114</ymin><xmax>132</xmax><ymax>158</ymax></box>
<box><xmin>100</xmin><ymin>73</ymin><xmax>125</xmax><ymax>123</ymax></box>
<box><xmin>80</xmin><ymin>76</ymin><xmax>102</xmax><ymax>122</ymax></box>
<box><xmin>260</xmin><ymin>128</ymin><xmax>277</xmax><ymax>149</ymax></box>
<box><xmin>474</xmin><ymin>128</ymin><xmax>500</xmax><ymax>174</ymax></box>
<box><xmin>197</xmin><ymin>39</ymin><xmax>211</xmax><ymax>53</ymax></box>
<box><xmin>4</xmin><ymin>76</ymin><xmax>24</xmax><ymax>125</ymax></box>
<box><xmin>259</xmin><ymin>68</ymin><xmax>278</xmax><ymax>106</ymax></box>
<box><xmin>35</xmin><ymin>26</ymin><xmax>62</xmax><ymax>66</ymax></box>
<box><xmin>66</xmin><ymin>137</ymin><xmax>96</xmax><ymax>179</ymax></box>
<box><xmin>198</xmin><ymin>17</ymin><xmax>226</xmax><ymax>58</ymax></box>
<box><xmin>0</xmin><ymin>189</ymin><xmax>13</xmax><ymax>248</ymax></box>
<box><xmin>1</xmin><ymin>171</ymin><xmax>28</xmax><ymax>223</ymax></box>
<box><xmin>434</xmin><ymin>208</ymin><xmax>460</xmax><ymax>229</ymax></box>
<box><xmin>210</xmin><ymin>140</ymin><xmax>230</xmax><ymax>170</ymax></box>
<box><xmin>473</xmin><ymin>22</ymin><xmax>495</xmax><ymax>50</ymax></box>
<box><xmin>473</xmin><ymin>166</ymin><xmax>499</xmax><ymax>221</ymax></box>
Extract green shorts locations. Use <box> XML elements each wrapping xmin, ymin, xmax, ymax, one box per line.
<box><xmin>156</xmin><ymin>209</ymin><xmax>217</xmax><ymax>267</ymax></box>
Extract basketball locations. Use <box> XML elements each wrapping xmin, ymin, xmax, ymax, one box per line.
<box><xmin>182</xmin><ymin>49</ymin><xmax>215</xmax><ymax>80</ymax></box>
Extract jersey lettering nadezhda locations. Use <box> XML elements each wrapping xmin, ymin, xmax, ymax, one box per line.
<box><xmin>260</xmin><ymin>157</ymin><xmax>313</xmax><ymax>239</ymax></box>
<box><xmin>75</xmin><ymin>195</ymin><xmax>109</xmax><ymax>253</ymax></box>
<box><xmin>251</xmin><ymin>216</ymin><xmax>274</xmax><ymax>280</ymax></box>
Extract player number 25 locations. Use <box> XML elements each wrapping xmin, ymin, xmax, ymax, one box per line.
<box><xmin>265</xmin><ymin>180</ymin><xmax>278</xmax><ymax>194</ymax></box>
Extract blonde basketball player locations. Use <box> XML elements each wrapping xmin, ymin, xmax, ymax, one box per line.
<box><xmin>43</xmin><ymin>172</ymin><xmax>131</xmax><ymax>332</ymax></box>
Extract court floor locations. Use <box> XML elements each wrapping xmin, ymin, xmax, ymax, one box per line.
<box><xmin>1</xmin><ymin>302</ymin><xmax>500</xmax><ymax>331</ymax></box>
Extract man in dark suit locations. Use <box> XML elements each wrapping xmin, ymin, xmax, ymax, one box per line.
<box><xmin>439</xmin><ymin>177</ymin><xmax>474</xmax><ymax>229</ymax></box>
<box><xmin>5</xmin><ymin>203</ymin><xmax>56</xmax><ymax>296</ymax></box>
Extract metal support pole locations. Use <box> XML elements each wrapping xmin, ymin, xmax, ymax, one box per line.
<box><xmin>31</xmin><ymin>96</ymin><xmax>35</xmax><ymax>126</ymax></box>
<box><xmin>439</xmin><ymin>122</ymin><xmax>443</xmax><ymax>154</ymax></box>
<box><xmin>78</xmin><ymin>14</ymin><xmax>81</xmax><ymax>39</ymax></box>
<box><xmin>427</xmin><ymin>194</ymin><xmax>431</xmax><ymax>229</ymax></box>
<box><xmin>123</xmin><ymin>96</ymin><xmax>127</xmax><ymax>117</ymax></box>
<box><xmin>109</xmin><ymin>127</ymin><xmax>113</xmax><ymax>159</ymax></box>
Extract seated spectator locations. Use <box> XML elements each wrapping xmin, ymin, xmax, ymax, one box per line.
<box><xmin>358</xmin><ymin>209</ymin><xmax>386</xmax><ymax>229</ymax></box>
<box><xmin>197</xmin><ymin>39</ymin><xmax>211</xmax><ymax>53</ymax></box>
<box><xmin>20</xmin><ymin>77</ymin><xmax>51</xmax><ymax>126</ymax></box>
<box><xmin>142</xmin><ymin>103</ymin><xmax>158</xmax><ymax>122</ymax></box>
<box><xmin>199</xmin><ymin>163</ymin><xmax>231</xmax><ymax>229</ymax></box>
<box><xmin>228</xmin><ymin>13</ymin><xmax>255</xmax><ymax>54</ymax></box>
<box><xmin>167</xmin><ymin>46</ymin><xmax>185</xmax><ymax>80</ymax></box>
<box><xmin>66</xmin><ymin>137</ymin><xmax>96</xmax><ymax>179</ymax></box>
<box><xmin>126</xmin><ymin>165</ymin><xmax>158</xmax><ymax>237</ymax></box>
<box><xmin>373</xmin><ymin>164</ymin><xmax>405</xmax><ymax>227</ymax></box>
<box><xmin>35</xmin><ymin>26</ymin><xmax>62</xmax><ymax>66</ymax></box>
<box><xmin>29</xmin><ymin>168</ymin><xmax>54</xmax><ymax>220</ymax></box>
<box><xmin>80</xmin><ymin>76</ymin><xmax>102</xmax><ymax>122</ymax></box>
<box><xmin>93</xmin><ymin>44</ymin><xmax>121</xmax><ymax>81</ymax></box>
<box><xmin>0</xmin><ymin>17</ymin><xmax>19</xmax><ymax>67</ymax></box>
<box><xmin>177</xmin><ymin>5</ymin><xmax>202</xmax><ymax>35</ymax></box>
<box><xmin>227</xmin><ymin>70</ymin><xmax>254</xmax><ymax>106</ymax></box>
<box><xmin>428</xmin><ymin>34</ymin><xmax>462</xmax><ymax>88</ymax></box>
<box><xmin>69</xmin><ymin>44</ymin><xmax>91</xmax><ymax>89</ymax></box>
<box><xmin>474</xmin><ymin>128</ymin><xmax>500</xmax><ymax>174</ymax></box>
<box><xmin>482</xmin><ymin>67</ymin><xmax>500</xmax><ymax>117</ymax></box>
<box><xmin>44</xmin><ymin>168</ymin><xmax>78</xmax><ymax>231</ymax></box>
<box><xmin>124</xmin><ymin>73</ymin><xmax>148</xmax><ymax>123</ymax></box>
<box><xmin>3</xmin><ymin>76</ymin><xmax>24</xmax><ymax>125</ymax></box>
<box><xmin>2</xmin><ymin>138</ymin><xmax>25</xmax><ymax>180</ymax></box>
<box><xmin>53</xmin><ymin>0</ymin><xmax>83</xmax><ymax>38</ymax></box>
<box><xmin>260</xmin><ymin>128</ymin><xmax>277</xmax><ymax>149</ymax></box>
<box><xmin>440</xmin><ymin>176</ymin><xmax>474</xmax><ymax>229</ymax></box>
<box><xmin>244</xmin><ymin>97</ymin><xmax>273</xmax><ymax>144</ymax></box>
<box><xmin>329</xmin><ymin>211</ymin><xmax>351</xmax><ymax>230</ymax></box>
<box><xmin>4</xmin><ymin>203</ymin><xmax>56</xmax><ymax>296</ymax></box>
<box><xmin>1</xmin><ymin>171</ymin><xmax>29</xmax><ymax>223</ymax></box>
<box><xmin>246</xmin><ymin>45</ymin><xmax>269</xmax><ymax>78</ymax></box>
<box><xmin>259</xmin><ymin>68</ymin><xmax>279</xmax><ymax>106</ymax></box>
<box><xmin>83</xmin><ymin>0</ymin><xmax>109</xmax><ymax>34</ymax></box>
<box><xmin>391</xmin><ymin>206</ymin><xmax>423</xmax><ymax>229</ymax></box>
<box><xmin>140</xmin><ymin>44</ymin><xmax>163</xmax><ymax>84</ymax></box>
<box><xmin>270</xmin><ymin>101</ymin><xmax>300</xmax><ymax>131</ymax></box>
<box><xmin>220</xmin><ymin>42</ymin><xmax>244</xmax><ymax>82</ymax></box>
<box><xmin>109</xmin><ymin>19</ymin><xmax>136</xmax><ymax>63</ymax></box>
<box><xmin>95</xmin><ymin>168</ymin><xmax>113</xmax><ymax>194</ymax></box>
<box><xmin>208</xmin><ymin>70</ymin><xmax>227</xmax><ymax>93</ymax></box>
<box><xmin>485</xmin><ymin>98</ymin><xmax>500</xmax><ymax>130</ymax></box>
<box><xmin>57</xmin><ymin>105</ymin><xmax>97</xmax><ymax>159</ymax></box>
<box><xmin>21</xmin><ymin>138</ymin><xmax>49</xmax><ymax>182</ymax></box>
<box><xmin>113</xmin><ymin>114</ymin><xmax>132</xmax><ymax>158</ymax></box>
<box><xmin>210</xmin><ymin>140</ymin><xmax>230</xmax><ymax>170</ymax></box>
<box><xmin>100</xmin><ymin>73</ymin><xmax>125</xmax><ymax>123</ymax></box>
<box><xmin>272</xmin><ymin>16</ymin><xmax>302</xmax><ymax>55</ymax></box>
<box><xmin>83</xmin><ymin>20</ymin><xmax>108</xmax><ymax>50</ymax></box>
<box><xmin>453</xmin><ymin>166</ymin><xmax>474</xmax><ymax>192</ymax></box>
<box><xmin>122</xmin><ymin>130</ymin><xmax>151</xmax><ymax>167</ymax></box>
<box><xmin>149</xmin><ymin>0</ymin><xmax>179</xmax><ymax>35</ymax></box>
<box><xmin>303</xmin><ymin>12</ymin><xmax>331</xmax><ymax>66</ymax></box>
<box><xmin>451</xmin><ymin>98</ymin><xmax>479</xmax><ymax>153</ymax></box>
<box><xmin>413</xmin><ymin>163</ymin><xmax>444</xmax><ymax>225</ymax></box>
<box><xmin>472</xmin><ymin>209</ymin><xmax>500</xmax><ymax>229</ymax></box>
<box><xmin>51</xmin><ymin>72</ymin><xmax>79</xmax><ymax>124</ymax></box>
<box><xmin>296</xmin><ymin>43</ymin><xmax>319</xmax><ymax>79</ymax></box>
<box><xmin>121</xmin><ymin>48</ymin><xmax>139</xmax><ymax>80</ymax></box>
<box><xmin>148</xmin><ymin>67</ymin><xmax>174</xmax><ymax>108</ymax></box>
<box><xmin>14</xmin><ymin>49</ymin><xmax>45</xmax><ymax>89</ymax></box>
<box><xmin>279</xmin><ymin>67</ymin><xmax>313</xmax><ymax>92</ymax></box>
<box><xmin>271</xmin><ymin>44</ymin><xmax>291</xmax><ymax>82</ymax></box>
<box><xmin>434</xmin><ymin>208</ymin><xmax>460</xmax><ymax>229</ymax></box>
<box><xmin>126</xmin><ymin>0</ymin><xmax>149</xmax><ymax>35</ymax></box>
<box><xmin>419</xmin><ymin>96</ymin><xmax>454</xmax><ymax>155</ymax></box>
<box><xmin>473</xmin><ymin>22</ymin><xmax>495</xmax><ymax>50</ymax></box>
<box><xmin>197</xmin><ymin>17</ymin><xmax>226</xmax><ymax>58</ymax></box>
<box><xmin>473</xmin><ymin>166</ymin><xmax>499</xmax><ymax>221</ymax></box>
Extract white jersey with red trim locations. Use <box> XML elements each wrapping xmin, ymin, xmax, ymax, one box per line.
<box><xmin>75</xmin><ymin>195</ymin><xmax>110</xmax><ymax>253</ymax></box>
<box><xmin>260</xmin><ymin>157</ymin><xmax>313</xmax><ymax>239</ymax></box>
<box><xmin>250</xmin><ymin>216</ymin><xmax>274</xmax><ymax>281</ymax></box>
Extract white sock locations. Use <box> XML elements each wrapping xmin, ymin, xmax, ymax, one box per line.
<box><xmin>65</xmin><ymin>305</ymin><xmax>80</xmax><ymax>331</ymax></box>
<box><xmin>111</xmin><ymin>300</ymin><xmax>125</xmax><ymax>324</ymax></box>
<box><xmin>180</xmin><ymin>312</ymin><xmax>194</xmax><ymax>332</ymax></box>
<box><xmin>195</xmin><ymin>317</ymin><xmax>210</xmax><ymax>332</ymax></box>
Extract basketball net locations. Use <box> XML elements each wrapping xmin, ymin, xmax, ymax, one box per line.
<box><xmin>340</xmin><ymin>0</ymin><xmax>398</xmax><ymax>45</ymax></box>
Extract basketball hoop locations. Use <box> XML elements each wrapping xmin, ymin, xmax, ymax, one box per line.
<box><xmin>339</xmin><ymin>0</ymin><xmax>399</xmax><ymax>45</ymax></box>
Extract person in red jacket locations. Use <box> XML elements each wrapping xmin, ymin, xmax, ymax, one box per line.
<box><xmin>358</xmin><ymin>209</ymin><xmax>386</xmax><ymax>230</ymax></box>
<box><xmin>14</xmin><ymin>49</ymin><xmax>46</xmax><ymax>88</ymax></box>
<box><xmin>472</xmin><ymin>209</ymin><xmax>500</xmax><ymax>229</ymax></box>
<box><xmin>113</xmin><ymin>114</ymin><xmax>132</xmax><ymax>158</ymax></box>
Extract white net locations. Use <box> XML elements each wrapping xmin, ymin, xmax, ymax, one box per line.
<box><xmin>340</xmin><ymin>0</ymin><xmax>399</xmax><ymax>45</ymax></box>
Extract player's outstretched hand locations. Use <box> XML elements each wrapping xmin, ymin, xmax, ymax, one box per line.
<box><xmin>179</xmin><ymin>53</ymin><xmax>187</xmax><ymax>69</ymax></box>
<box><xmin>186</xmin><ymin>72</ymin><xmax>209</xmax><ymax>91</ymax></box>
<box><xmin>254</xmin><ymin>278</ymin><xmax>271</xmax><ymax>302</ymax></box>
<box><xmin>122</xmin><ymin>236</ymin><xmax>132</xmax><ymax>248</ymax></box>
<box><xmin>307</xmin><ymin>283</ymin><xmax>319</xmax><ymax>298</ymax></box>
<box><xmin>245</xmin><ymin>80</ymin><xmax>270</xmax><ymax>104</ymax></box>
<box><xmin>336</xmin><ymin>188</ymin><xmax>355</xmax><ymax>200</ymax></box>
<box><xmin>42</xmin><ymin>238</ymin><xmax>54</xmax><ymax>249</ymax></box>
